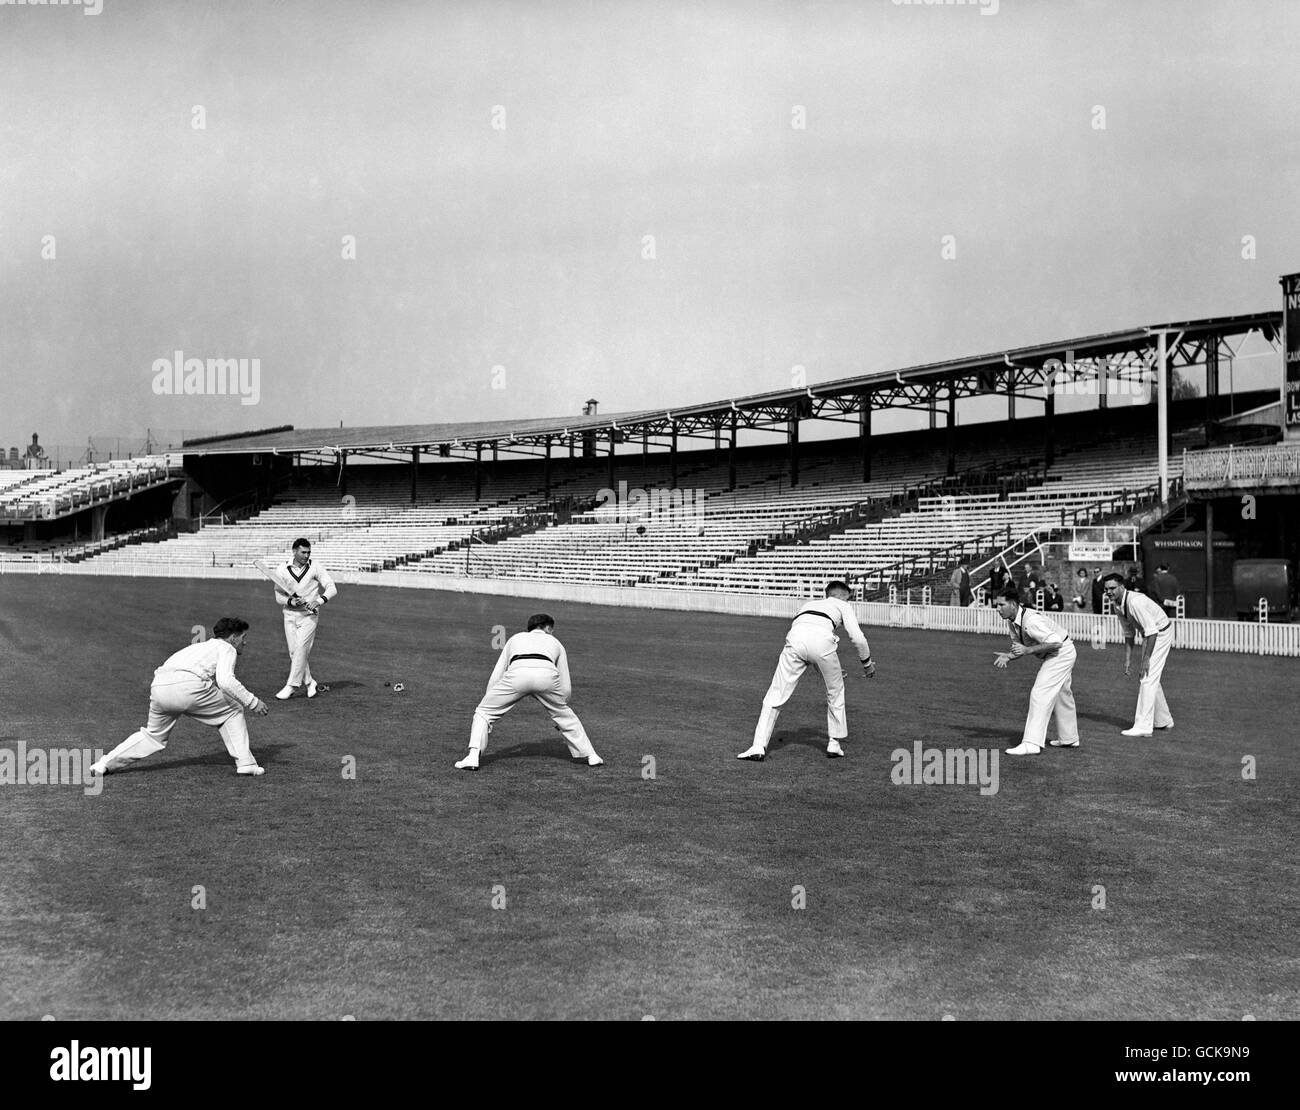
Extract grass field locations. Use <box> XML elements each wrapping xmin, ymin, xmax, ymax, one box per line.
<box><xmin>1</xmin><ymin>575</ymin><xmax>1297</xmax><ymax>1020</ymax></box>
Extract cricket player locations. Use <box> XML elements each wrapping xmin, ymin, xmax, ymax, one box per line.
<box><xmin>272</xmin><ymin>538</ymin><xmax>338</xmax><ymax>700</ymax></box>
<box><xmin>1103</xmin><ymin>572</ymin><xmax>1175</xmax><ymax>737</ymax></box>
<box><xmin>738</xmin><ymin>580</ymin><xmax>875</xmax><ymax>761</ymax></box>
<box><xmin>993</xmin><ymin>586</ymin><xmax>1079</xmax><ymax>755</ymax></box>
<box><xmin>90</xmin><ymin>618</ymin><xmax>270</xmax><ymax>776</ymax></box>
<box><xmin>454</xmin><ymin>614</ymin><xmax>603</xmax><ymax>771</ymax></box>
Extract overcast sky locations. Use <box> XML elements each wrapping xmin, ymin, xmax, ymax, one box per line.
<box><xmin>2</xmin><ymin>0</ymin><xmax>1297</xmax><ymax>455</ymax></box>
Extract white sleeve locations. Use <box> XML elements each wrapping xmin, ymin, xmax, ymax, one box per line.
<box><xmin>317</xmin><ymin>564</ymin><xmax>338</xmax><ymax>602</ymax></box>
<box><xmin>838</xmin><ymin>600</ymin><xmax>871</xmax><ymax>661</ymax></box>
<box><xmin>213</xmin><ymin>643</ymin><xmax>257</xmax><ymax>709</ymax></box>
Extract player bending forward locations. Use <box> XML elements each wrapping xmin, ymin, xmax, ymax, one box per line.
<box><xmin>454</xmin><ymin>614</ymin><xmax>603</xmax><ymax>771</ymax></box>
<box><xmin>993</xmin><ymin>586</ymin><xmax>1079</xmax><ymax>756</ymax></box>
<box><xmin>738</xmin><ymin>580</ymin><xmax>875</xmax><ymax>761</ymax></box>
<box><xmin>90</xmin><ymin>618</ymin><xmax>270</xmax><ymax>777</ymax></box>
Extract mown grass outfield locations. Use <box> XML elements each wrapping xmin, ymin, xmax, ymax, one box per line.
<box><xmin>1</xmin><ymin>575</ymin><xmax>1296</xmax><ymax>1020</ymax></box>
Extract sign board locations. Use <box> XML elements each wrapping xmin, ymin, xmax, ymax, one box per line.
<box><xmin>1068</xmin><ymin>543</ymin><xmax>1115</xmax><ymax>562</ymax></box>
<box><xmin>1283</xmin><ymin>272</ymin><xmax>1300</xmax><ymax>439</ymax></box>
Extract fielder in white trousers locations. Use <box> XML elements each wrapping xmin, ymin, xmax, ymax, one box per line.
<box><xmin>1104</xmin><ymin>576</ymin><xmax>1176</xmax><ymax>737</ymax></box>
<box><xmin>740</xmin><ymin>585</ymin><xmax>875</xmax><ymax>761</ymax></box>
<box><xmin>91</xmin><ymin>620</ymin><xmax>269</xmax><ymax>776</ymax></box>
<box><xmin>994</xmin><ymin>594</ymin><xmax>1079</xmax><ymax>755</ymax></box>
<box><xmin>455</xmin><ymin>618</ymin><xmax>602</xmax><ymax>770</ymax></box>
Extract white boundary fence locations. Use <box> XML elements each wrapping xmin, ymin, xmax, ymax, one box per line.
<box><xmin>4</xmin><ymin>560</ymin><xmax>1299</xmax><ymax>657</ymax></box>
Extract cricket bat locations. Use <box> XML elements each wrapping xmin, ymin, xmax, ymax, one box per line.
<box><xmin>252</xmin><ymin>558</ymin><xmax>321</xmax><ymax>614</ymax></box>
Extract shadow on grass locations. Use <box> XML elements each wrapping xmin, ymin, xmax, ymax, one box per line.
<box><xmin>483</xmin><ymin>740</ymin><xmax>589</xmax><ymax>766</ymax></box>
<box><xmin>103</xmin><ymin>742</ymin><xmax>296</xmax><ymax>774</ymax></box>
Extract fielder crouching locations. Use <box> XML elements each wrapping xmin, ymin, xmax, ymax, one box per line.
<box><xmin>90</xmin><ymin>618</ymin><xmax>270</xmax><ymax>777</ymax></box>
<box><xmin>738</xmin><ymin>579</ymin><xmax>876</xmax><ymax>762</ymax></box>
<box><xmin>993</xmin><ymin>586</ymin><xmax>1079</xmax><ymax>756</ymax></box>
<box><xmin>454</xmin><ymin>613</ymin><xmax>602</xmax><ymax>771</ymax></box>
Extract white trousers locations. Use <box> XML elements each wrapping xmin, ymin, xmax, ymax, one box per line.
<box><xmin>100</xmin><ymin>672</ymin><xmax>256</xmax><ymax>771</ymax></box>
<box><xmin>1022</xmin><ymin>641</ymin><xmax>1078</xmax><ymax>748</ymax></box>
<box><xmin>753</xmin><ymin>629</ymin><xmax>847</xmax><ymax>749</ymax></box>
<box><xmin>1133</xmin><ymin>626</ymin><xmax>1174</xmax><ymax>731</ymax></box>
<box><xmin>468</xmin><ymin>664</ymin><xmax>597</xmax><ymax>759</ymax></box>
<box><xmin>283</xmin><ymin>608</ymin><xmax>319</xmax><ymax>686</ymax></box>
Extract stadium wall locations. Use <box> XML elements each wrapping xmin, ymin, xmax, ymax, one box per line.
<box><xmin>6</xmin><ymin>559</ymin><xmax>1298</xmax><ymax>657</ymax></box>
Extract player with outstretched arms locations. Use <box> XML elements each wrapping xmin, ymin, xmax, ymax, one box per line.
<box><xmin>90</xmin><ymin>617</ymin><xmax>269</xmax><ymax>777</ymax></box>
<box><xmin>738</xmin><ymin>580</ymin><xmax>875</xmax><ymax>761</ymax></box>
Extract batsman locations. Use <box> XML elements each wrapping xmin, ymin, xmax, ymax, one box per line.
<box><xmin>256</xmin><ymin>538</ymin><xmax>338</xmax><ymax>700</ymax></box>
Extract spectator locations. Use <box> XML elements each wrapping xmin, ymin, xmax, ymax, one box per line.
<box><xmin>1150</xmin><ymin>563</ymin><xmax>1181</xmax><ymax>618</ymax></box>
<box><xmin>1090</xmin><ymin>567</ymin><xmax>1105</xmax><ymax>613</ymax></box>
<box><xmin>1024</xmin><ymin>571</ymin><xmax>1040</xmax><ymax>606</ymax></box>
<box><xmin>959</xmin><ymin>561</ymin><xmax>973</xmax><ymax>607</ymax></box>
<box><xmin>949</xmin><ymin>563</ymin><xmax>963</xmax><ymax>607</ymax></box>
<box><xmin>1125</xmin><ymin>564</ymin><xmax>1142</xmax><ymax>594</ymax></box>
<box><xmin>1044</xmin><ymin>583</ymin><xmax>1065</xmax><ymax>612</ymax></box>
<box><xmin>1073</xmin><ymin>568</ymin><xmax>1090</xmax><ymax>609</ymax></box>
<box><xmin>989</xmin><ymin>557</ymin><xmax>1009</xmax><ymax>604</ymax></box>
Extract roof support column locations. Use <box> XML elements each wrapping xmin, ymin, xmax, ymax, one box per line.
<box><xmin>788</xmin><ymin>406</ymin><xmax>800</xmax><ymax>488</ymax></box>
<box><xmin>1157</xmin><ymin>329</ymin><xmax>1169</xmax><ymax>501</ymax></box>
<box><xmin>410</xmin><ymin>446</ymin><xmax>419</xmax><ymax>503</ymax></box>
<box><xmin>1007</xmin><ymin>371</ymin><xmax>1016</xmax><ymax>421</ymax></box>
<box><xmin>1044</xmin><ymin>371</ymin><xmax>1056</xmax><ymax>471</ymax></box>
<box><xmin>860</xmin><ymin>391</ymin><xmax>872</xmax><ymax>482</ymax></box>
<box><xmin>474</xmin><ymin>444</ymin><xmax>482</xmax><ymax>501</ymax></box>
<box><xmin>946</xmin><ymin>383</ymin><xmax>957</xmax><ymax>477</ymax></box>
<box><xmin>1204</xmin><ymin>498</ymin><xmax>1215</xmax><ymax>619</ymax></box>
<box><xmin>543</xmin><ymin>436</ymin><xmax>551</xmax><ymax>498</ymax></box>
<box><xmin>607</xmin><ymin>431</ymin><xmax>616</xmax><ymax>488</ymax></box>
<box><xmin>338</xmin><ymin>450</ymin><xmax>347</xmax><ymax>498</ymax></box>
<box><xmin>1206</xmin><ymin>340</ymin><xmax>1219</xmax><ymax>446</ymax></box>
<box><xmin>728</xmin><ymin>411</ymin><xmax>737</xmax><ymax>492</ymax></box>
<box><xmin>670</xmin><ymin>424</ymin><xmax>678</xmax><ymax>487</ymax></box>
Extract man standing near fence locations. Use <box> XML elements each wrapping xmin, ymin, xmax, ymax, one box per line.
<box><xmin>272</xmin><ymin>538</ymin><xmax>338</xmax><ymax>700</ymax></box>
<box><xmin>1103</xmin><ymin>572</ymin><xmax>1175</xmax><ymax>737</ymax></box>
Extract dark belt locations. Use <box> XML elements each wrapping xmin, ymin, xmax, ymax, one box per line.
<box><xmin>794</xmin><ymin>611</ymin><xmax>837</xmax><ymax>628</ymax></box>
<box><xmin>1155</xmin><ymin>623</ymin><xmax>1171</xmax><ymax>634</ymax></box>
<box><xmin>510</xmin><ymin>653</ymin><xmax>556</xmax><ymax>665</ymax></box>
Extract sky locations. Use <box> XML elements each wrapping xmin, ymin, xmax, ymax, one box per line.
<box><xmin>2</xmin><ymin>0</ymin><xmax>1298</xmax><ymax>458</ymax></box>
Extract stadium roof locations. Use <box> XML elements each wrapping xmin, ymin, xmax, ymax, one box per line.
<box><xmin>184</xmin><ymin>310</ymin><xmax>1280</xmax><ymax>458</ymax></box>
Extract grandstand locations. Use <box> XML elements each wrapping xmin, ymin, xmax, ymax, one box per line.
<box><xmin>9</xmin><ymin>308</ymin><xmax>1294</xmax><ymax>629</ymax></box>
<box><xmin>71</xmin><ymin>403</ymin><xmax>1192</xmax><ymax>599</ymax></box>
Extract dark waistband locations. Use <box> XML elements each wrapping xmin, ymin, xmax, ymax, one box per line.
<box><xmin>794</xmin><ymin>610</ymin><xmax>837</xmax><ymax>628</ymax></box>
<box><xmin>510</xmin><ymin>653</ymin><xmax>556</xmax><ymax>665</ymax></box>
